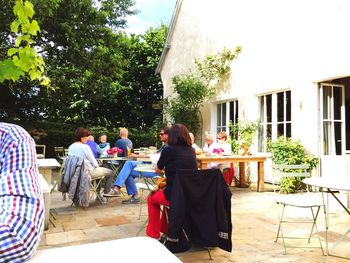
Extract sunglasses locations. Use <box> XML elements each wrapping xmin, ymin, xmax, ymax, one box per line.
<box><xmin>159</xmin><ymin>133</ymin><xmax>165</xmax><ymax>135</ymax></box>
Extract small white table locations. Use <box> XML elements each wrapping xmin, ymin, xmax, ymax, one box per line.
<box><xmin>29</xmin><ymin>237</ymin><xmax>181</xmax><ymax>262</ymax></box>
<box><xmin>303</xmin><ymin>177</ymin><xmax>350</xmax><ymax>259</ymax></box>
<box><xmin>37</xmin><ymin>158</ymin><xmax>61</xmax><ymax>184</ymax></box>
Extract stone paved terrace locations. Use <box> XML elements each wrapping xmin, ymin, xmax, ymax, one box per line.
<box><xmin>37</xmin><ymin>170</ymin><xmax>350</xmax><ymax>263</ymax></box>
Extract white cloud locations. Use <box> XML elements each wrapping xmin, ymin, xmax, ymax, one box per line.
<box><xmin>125</xmin><ymin>0</ymin><xmax>176</xmax><ymax>34</ymax></box>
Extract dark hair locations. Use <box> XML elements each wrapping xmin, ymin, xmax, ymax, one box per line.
<box><xmin>160</xmin><ymin>126</ymin><xmax>170</xmax><ymax>135</ymax></box>
<box><xmin>74</xmin><ymin>127</ymin><xmax>90</xmax><ymax>142</ymax></box>
<box><xmin>168</xmin><ymin>124</ymin><xmax>192</xmax><ymax>146</ymax></box>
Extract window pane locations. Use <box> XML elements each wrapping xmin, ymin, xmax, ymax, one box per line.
<box><xmin>235</xmin><ymin>102</ymin><xmax>239</xmax><ymax>124</ymax></box>
<box><xmin>222</xmin><ymin>103</ymin><xmax>227</xmax><ymax>127</ymax></box>
<box><xmin>217</xmin><ymin>104</ymin><xmax>221</xmax><ymax>126</ymax></box>
<box><xmin>229</xmin><ymin>101</ymin><xmax>234</xmax><ymax>124</ymax></box>
<box><xmin>277</xmin><ymin>123</ymin><xmax>284</xmax><ymax>137</ymax></box>
<box><xmin>323</xmin><ymin>121</ymin><xmax>331</xmax><ymax>155</ymax></box>
<box><xmin>259</xmin><ymin>97</ymin><xmax>264</xmax><ymax>122</ymax></box>
<box><xmin>334</xmin><ymin>121</ymin><xmax>342</xmax><ymax>155</ymax></box>
<box><xmin>333</xmin><ymin>87</ymin><xmax>342</xmax><ymax>121</ymax></box>
<box><xmin>266</xmin><ymin>95</ymin><xmax>272</xmax><ymax>122</ymax></box>
<box><xmin>277</xmin><ymin>92</ymin><xmax>284</xmax><ymax>122</ymax></box>
<box><xmin>286</xmin><ymin>123</ymin><xmax>291</xmax><ymax>137</ymax></box>
<box><xmin>267</xmin><ymin>124</ymin><xmax>272</xmax><ymax>139</ymax></box>
<box><xmin>323</xmin><ymin>87</ymin><xmax>331</xmax><ymax>120</ymax></box>
<box><xmin>286</xmin><ymin>91</ymin><xmax>291</xmax><ymax>121</ymax></box>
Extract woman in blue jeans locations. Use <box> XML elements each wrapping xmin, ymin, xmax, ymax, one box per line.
<box><xmin>104</xmin><ymin>127</ymin><xmax>169</xmax><ymax>204</ymax></box>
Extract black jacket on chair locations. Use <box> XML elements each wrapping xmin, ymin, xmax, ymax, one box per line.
<box><xmin>167</xmin><ymin>169</ymin><xmax>232</xmax><ymax>253</ymax></box>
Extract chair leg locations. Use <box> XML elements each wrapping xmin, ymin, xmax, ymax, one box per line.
<box><xmin>207</xmin><ymin>247</ymin><xmax>213</xmax><ymax>260</ymax></box>
<box><xmin>136</xmin><ymin>218</ymin><xmax>148</xmax><ymax>236</ymax></box>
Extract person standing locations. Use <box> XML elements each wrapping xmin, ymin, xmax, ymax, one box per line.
<box><xmin>146</xmin><ymin>124</ymin><xmax>197</xmax><ymax>239</ymax></box>
<box><xmin>115</xmin><ymin>127</ymin><xmax>133</xmax><ymax>157</ymax></box>
<box><xmin>0</xmin><ymin>122</ymin><xmax>44</xmax><ymax>262</ymax></box>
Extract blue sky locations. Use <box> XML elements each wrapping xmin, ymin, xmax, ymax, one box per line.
<box><xmin>125</xmin><ymin>0</ymin><xmax>177</xmax><ymax>34</ymax></box>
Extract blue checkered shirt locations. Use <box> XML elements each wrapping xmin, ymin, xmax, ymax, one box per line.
<box><xmin>0</xmin><ymin>123</ymin><xmax>44</xmax><ymax>262</ymax></box>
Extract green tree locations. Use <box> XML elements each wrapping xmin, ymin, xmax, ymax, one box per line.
<box><xmin>114</xmin><ymin>25</ymin><xmax>168</xmax><ymax>129</ymax></box>
<box><xmin>0</xmin><ymin>0</ymin><xmax>136</xmax><ymax>124</ymax></box>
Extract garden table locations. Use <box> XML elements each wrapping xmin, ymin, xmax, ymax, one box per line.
<box><xmin>303</xmin><ymin>177</ymin><xmax>350</xmax><ymax>259</ymax></box>
<box><xmin>196</xmin><ymin>154</ymin><xmax>268</xmax><ymax>192</ymax></box>
<box><xmin>37</xmin><ymin>158</ymin><xmax>61</xmax><ymax>184</ymax></box>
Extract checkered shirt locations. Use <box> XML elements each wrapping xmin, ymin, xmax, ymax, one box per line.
<box><xmin>0</xmin><ymin>122</ymin><xmax>44</xmax><ymax>262</ymax></box>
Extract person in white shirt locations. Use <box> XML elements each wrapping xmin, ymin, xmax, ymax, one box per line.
<box><xmin>216</xmin><ymin>131</ymin><xmax>232</xmax><ymax>155</ymax></box>
<box><xmin>203</xmin><ymin>134</ymin><xmax>217</xmax><ymax>154</ymax></box>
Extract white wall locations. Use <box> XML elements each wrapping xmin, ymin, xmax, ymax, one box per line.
<box><xmin>160</xmin><ymin>0</ymin><xmax>350</xmax><ymax>154</ymax></box>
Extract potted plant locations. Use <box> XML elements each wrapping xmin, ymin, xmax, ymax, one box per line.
<box><xmin>229</xmin><ymin>119</ymin><xmax>258</xmax><ymax>155</ymax></box>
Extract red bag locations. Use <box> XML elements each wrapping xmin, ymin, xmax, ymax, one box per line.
<box><xmin>223</xmin><ymin>163</ymin><xmax>235</xmax><ymax>186</ymax></box>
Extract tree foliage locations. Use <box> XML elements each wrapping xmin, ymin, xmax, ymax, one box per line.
<box><xmin>0</xmin><ymin>0</ymin><xmax>49</xmax><ymax>84</ymax></box>
<box><xmin>0</xmin><ymin>0</ymin><xmax>167</xmax><ymax>131</ymax></box>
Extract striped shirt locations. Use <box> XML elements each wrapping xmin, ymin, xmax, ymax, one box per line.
<box><xmin>0</xmin><ymin>122</ymin><xmax>44</xmax><ymax>262</ymax></box>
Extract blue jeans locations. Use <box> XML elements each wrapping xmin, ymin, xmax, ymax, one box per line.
<box><xmin>114</xmin><ymin>160</ymin><xmax>157</xmax><ymax>196</ymax></box>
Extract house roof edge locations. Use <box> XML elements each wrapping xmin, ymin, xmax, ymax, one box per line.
<box><xmin>155</xmin><ymin>0</ymin><xmax>183</xmax><ymax>74</ymax></box>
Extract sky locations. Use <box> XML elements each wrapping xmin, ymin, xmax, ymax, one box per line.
<box><xmin>125</xmin><ymin>0</ymin><xmax>177</xmax><ymax>34</ymax></box>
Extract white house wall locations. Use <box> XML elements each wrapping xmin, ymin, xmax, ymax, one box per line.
<box><xmin>159</xmin><ymin>0</ymin><xmax>350</xmax><ymax>155</ymax></box>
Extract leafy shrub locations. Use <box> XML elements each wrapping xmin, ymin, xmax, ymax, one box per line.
<box><xmin>267</xmin><ymin>137</ymin><xmax>318</xmax><ymax>193</ymax></box>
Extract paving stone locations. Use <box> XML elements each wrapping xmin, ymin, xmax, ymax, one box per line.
<box><xmin>46</xmin><ymin>230</ymin><xmax>86</xmax><ymax>246</ymax></box>
<box><xmin>38</xmin><ymin>170</ymin><xmax>350</xmax><ymax>262</ymax></box>
<box><xmin>95</xmin><ymin>215</ymin><xmax>130</xmax><ymax>226</ymax></box>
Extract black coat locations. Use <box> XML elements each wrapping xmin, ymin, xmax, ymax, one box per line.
<box><xmin>167</xmin><ymin>169</ymin><xmax>232</xmax><ymax>253</ymax></box>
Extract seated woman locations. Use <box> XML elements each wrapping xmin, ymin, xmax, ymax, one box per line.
<box><xmin>208</xmin><ymin>131</ymin><xmax>232</xmax><ymax>169</ymax></box>
<box><xmin>146</xmin><ymin>124</ymin><xmax>197</xmax><ymax>240</ymax></box>
<box><xmin>68</xmin><ymin>127</ymin><xmax>114</xmax><ymax>200</ymax></box>
<box><xmin>97</xmin><ymin>134</ymin><xmax>110</xmax><ymax>158</ymax></box>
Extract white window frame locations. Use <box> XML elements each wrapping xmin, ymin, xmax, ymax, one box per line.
<box><xmin>259</xmin><ymin>90</ymin><xmax>291</xmax><ymax>152</ymax></box>
<box><xmin>319</xmin><ymin>83</ymin><xmax>345</xmax><ymax>156</ymax></box>
<box><xmin>216</xmin><ymin>100</ymin><xmax>239</xmax><ymax>134</ymax></box>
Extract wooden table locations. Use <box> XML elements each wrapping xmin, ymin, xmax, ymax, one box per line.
<box><xmin>29</xmin><ymin>237</ymin><xmax>181</xmax><ymax>262</ymax></box>
<box><xmin>37</xmin><ymin>158</ymin><xmax>61</xmax><ymax>184</ymax></box>
<box><xmin>196</xmin><ymin>154</ymin><xmax>268</xmax><ymax>192</ymax></box>
<box><xmin>303</xmin><ymin>177</ymin><xmax>350</xmax><ymax>259</ymax></box>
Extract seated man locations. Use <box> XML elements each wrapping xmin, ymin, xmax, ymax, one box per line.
<box><xmin>0</xmin><ymin>122</ymin><xmax>44</xmax><ymax>262</ymax></box>
<box><xmin>104</xmin><ymin>127</ymin><xmax>170</xmax><ymax>204</ymax></box>
<box><xmin>86</xmin><ymin>135</ymin><xmax>98</xmax><ymax>158</ymax></box>
<box><xmin>115</xmin><ymin>127</ymin><xmax>133</xmax><ymax>157</ymax></box>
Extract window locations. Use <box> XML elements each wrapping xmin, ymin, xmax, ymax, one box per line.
<box><xmin>320</xmin><ymin>84</ymin><xmax>344</xmax><ymax>155</ymax></box>
<box><xmin>259</xmin><ymin>90</ymin><xmax>291</xmax><ymax>151</ymax></box>
<box><xmin>216</xmin><ymin>100</ymin><xmax>239</xmax><ymax>134</ymax></box>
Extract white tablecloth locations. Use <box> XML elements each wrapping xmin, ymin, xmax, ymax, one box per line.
<box><xmin>29</xmin><ymin>237</ymin><xmax>181</xmax><ymax>262</ymax></box>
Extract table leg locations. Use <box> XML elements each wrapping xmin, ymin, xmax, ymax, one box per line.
<box><xmin>239</xmin><ymin>162</ymin><xmax>245</xmax><ymax>187</ymax></box>
<box><xmin>257</xmin><ymin>161</ymin><xmax>264</xmax><ymax>192</ymax></box>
